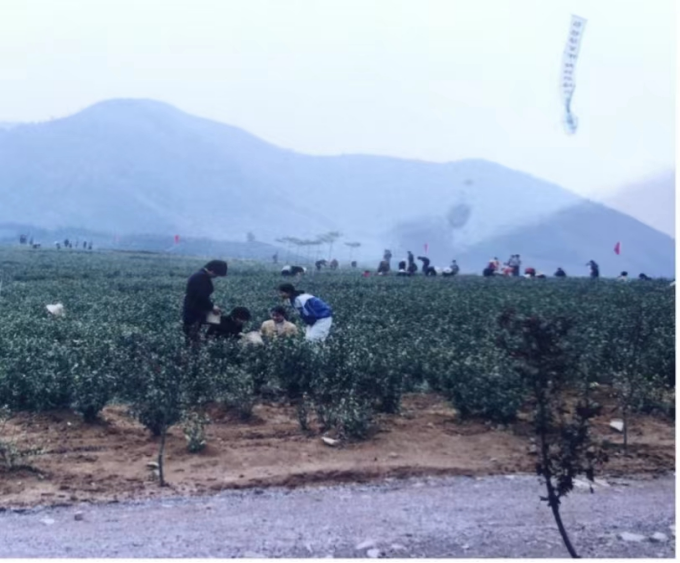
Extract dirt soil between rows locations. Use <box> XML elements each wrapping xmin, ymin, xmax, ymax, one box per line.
<box><xmin>0</xmin><ymin>390</ymin><xmax>674</xmax><ymax>508</ymax></box>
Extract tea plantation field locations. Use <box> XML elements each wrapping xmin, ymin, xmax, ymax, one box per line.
<box><xmin>0</xmin><ymin>247</ymin><xmax>674</xmax><ymax>439</ymax></box>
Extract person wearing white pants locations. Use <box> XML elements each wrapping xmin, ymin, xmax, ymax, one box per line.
<box><xmin>305</xmin><ymin>316</ymin><xmax>333</xmax><ymax>342</ymax></box>
<box><xmin>278</xmin><ymin>283</ymin><xmax>333</xmax><ymax>342</ymax></box>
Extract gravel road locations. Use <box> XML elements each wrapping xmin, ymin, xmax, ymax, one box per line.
<box><xmin>0</xmin><ymin>474</ymin><xmax>674</xmax><ymax>558</ymax></box>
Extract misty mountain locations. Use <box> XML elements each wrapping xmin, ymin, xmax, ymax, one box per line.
<box><xmin>0</xmin><ymin>99</ymin><xmax>579</xmax><ymax>243</ymax></box>
<box><xmin>599</xmin><ymin>172</ymin><xmax>675</xmax><ymax>239</ymax></box>
<box><xmin>0</xmin><ymin>98</ymin><xmax>674</xmax><ymax>275</ymax></box>
<box><xmin>454</xmin><ymin>201</ymin><xmax>675</xmax><ymax>278</ymax></box>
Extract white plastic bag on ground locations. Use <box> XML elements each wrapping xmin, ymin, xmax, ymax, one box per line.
<box><xmin>46</xmin><ymin>303</ymin><xmax>65</xmax><ymax>317</ymax></box>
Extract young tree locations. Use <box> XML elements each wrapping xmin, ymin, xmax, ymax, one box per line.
<box><xmin>121</xmin><ymin>334</ymin><xmax>211</xmax><ymax>487</ymax></box>
<box><xmin>497</xmin><ymin>310</ymin><xmax>607</xmax><ymax>559</ymax></box>
<box><xmin>605</xmin><ymin>297</ymin><xmax>659</xmax><ymax>454</ymax></box>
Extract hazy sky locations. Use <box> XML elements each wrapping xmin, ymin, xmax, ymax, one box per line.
<box><xmin>1</xmin><ymin>0</ymin><xmax>675</xmax><ymax>198</ymax></box>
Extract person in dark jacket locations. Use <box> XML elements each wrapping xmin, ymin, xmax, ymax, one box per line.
<box><xmin>278</xmin><ymin>283</ymin><xmax>333</xmax><ymax>342</ymax></box>
<box><xmin>554</xmin><ymin>267</ymin><xmax>567</xmax><ymax>278</ymax></box>
<box><xmin>417</xmin><ymin>256</ymin><xmax>436</xmax><ymax>275</ymax></box>
<box><xmin>407</xmin><ymin>251</ymin><xmax>418</xmax><ymax>274</ymax></box>
<box><xmin>587</xmin><ymin>260</ymin><xmax>600</xmax><ymax>279</ymax></box>
<box><xmin>182</xmin><ymin>260</ymin><xmax>228</xmax><ymax>343</ymax></box>
<box><xmin>281</xmin><ymin>265</ymin><xmax>306</xmax><ymax>277</ymax></box>
<box><xmin>377</xmin><ymin>260</ymin><xmax>390</xmax><ymax>275</ymax></box>
<box><xmin>206</xmin><ymin>307</ymin><xmax>251</xmax><ymax>340</ymax></box>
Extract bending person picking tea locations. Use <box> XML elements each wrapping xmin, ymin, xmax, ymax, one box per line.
<box><xmin>278</xmin><ymin>283</ymin><xmax>333</xmax><ymax>342</ymax></box>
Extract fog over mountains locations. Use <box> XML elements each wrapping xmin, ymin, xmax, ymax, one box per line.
<box><xmin>600</xmin><ymin>172</ymin><xmax>675</xmax><ymax>240</ymax></box>
<box><xmin>0</xmin><ymin>99</ymin><xmax>674</xmax><ymax>276</ymax></box>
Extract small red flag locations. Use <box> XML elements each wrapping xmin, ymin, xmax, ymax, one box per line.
<box><xmin>174</xmin><ymin>234</ymin><xmax>180</xmax><ymax>244</ymax></box>
<box><xmin>614</xmin><ymin>241</ymin><xmax>620</xmax><ymax>255</ymax></box>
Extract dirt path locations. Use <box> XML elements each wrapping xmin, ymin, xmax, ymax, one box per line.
<box><xmin>0</xmin><ymin>474</ymin><xmax>674</xmax><ymax>558</ymax></box>
<box><xmin>0</xmin><ymin>392</ymin><xmax>674</xmax><ymax>507</ymax></box>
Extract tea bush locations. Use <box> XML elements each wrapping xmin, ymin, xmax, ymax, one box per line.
<box><xmin>0</xmin><ymin>247</ymin><xmax>674</xmax><ymax>439</ymax></box>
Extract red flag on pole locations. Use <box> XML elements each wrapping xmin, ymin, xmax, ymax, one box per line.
<box><xmin>614</xmin><ymin>241</ymin><xmax>620</xmax><ymax>255</ymax></box>
<box><xmin>174</xmin><ymin>234</ymin><xmax>180</xmax><ymax>244</ymax></box>
<box><xmin>424</xmin><ymin>242</ymin><xmax>429</xmax><ymax>255</ymax></box>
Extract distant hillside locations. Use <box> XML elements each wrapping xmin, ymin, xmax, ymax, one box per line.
<box><xmin>455</xmin><ymin>201</ymin><xmax>675</xmax><ymax>278</ymax></box>
<box><xmin>0</xmin><ymin>224</ymin><xmax>305</xmax><ymax>264</ymax></box>
<box><xmin>599</xmin><ymin>171</ymin><xmax>675</xmax><ymax>238</ymax></box>
<box><xmin>0</xmin><ymin>98</ymin><xmax>674</xmax><ymax>275</ymax></box>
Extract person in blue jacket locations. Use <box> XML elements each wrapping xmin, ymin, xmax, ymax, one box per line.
<box><xmin>278</xmin><ymin>283</ymin><xmax>333</xmax><ymax>342</ymax></box>
<box><xmin>182</xmin><ymin>260</ymin><xmax>228</xmax><ymax>343</ymax></box>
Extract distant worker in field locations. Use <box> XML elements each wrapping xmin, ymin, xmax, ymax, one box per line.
<box><xmin>406</xmin><ymin>251</ymin><xmax>418</xmax><ymax>274</ymax></box>
<box><xmin>639</xmin><ymin>273</ymin><xmax>651</xmax><ymax>280</ymax></box>
<box><xmin>377</xmin><ymin>260</ymin><xmax>390</xmax><ymax>275</ymax></box>
<box><xmin>315</xmin><ymin>259</ymin><xmax>327</xmax><ymax>271</ymax></box>
<box><xmin>329</xmin><ymin>259</ymin><xmax>339</xmax><ymax>270</ymax></box>
<box><xmin>506</xmin><ymin>254</ymin><xmax>520</xmax><ymax>276</ymax></box>
<box><xmin>586</xmin><ymin>260</ymin><xmax>599</xmax><ymax>279</ymax></box>
<box><xmin>383</xmin><ymin>249</ymin><xmax>393</xmax><ymax>270</ymax></box>
<box><xmin>272</xmin><ymin>252</ymin><xmax>278</xmax><ymax>264</ymax></box>
<box><xmin>206</xmin><ymin>306</ymin><xmax>251</xmax><ymax>340</ymax></box>
<box><xmin>491</xmin><ymin>257</ymin><xmax>500</xmax><ymax>272</ymax></box>
<box><xmin>396</xmin><ymin>260</ymin><xmax>409</xmax><ymax>276</ymax></box>
<box><xmin>350</xmin><ymin>261</ymin><xmax>357</xmax><ymax>268</ymax></box>
<box><xmin>182</xmin><ymin>259</ymin><xmax>228</xmax><ymax>343</ymax></box>
<box><xmin>524</xmin><ymin>267</ymin><xmax>536</xmax><ymax>278</ymax></box>
<box><xmin>281</xmin><ymin>265</ymin><xmax>306</xmax><ymax>277</ymax></box>
<box><xmin>554</xmin><ymin>267</ymin><xmax>567</xmax><ymax>278</ymax></box>
<box><xmin>417</xmin><ymin>256</ymin><xmax>436</xmax><ymax>276</ymax></box>
<box><xmin>278</xmin><ymin>283</ymin><xmax>333</xmax><ymax>342</ymax></box>
<box><xmin>260</xmin><ymin>305</ymin><xmax>299</xmax><ymax>339</ymax></box>
<box><xmin>442</xmin><ymin>260</ymin><xmax>459</xmax><ymax>277</ymax></box>
<box><xmin>617</xmin><ymin>271</ymin><xmax>629</xmax><ymax>281</ymax></box>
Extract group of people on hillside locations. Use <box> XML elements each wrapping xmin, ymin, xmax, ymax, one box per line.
<box><xmin>483</xmin><ymin>255</ymin><xmax>522</xmax><ymax>277</ymax></box>
<box><xmin>182</xmin><ymin>260</ymin><xmax>333</xmax><ymax>346</ymax></box>
<box><xmin>375</xmin><ymin>250</ymin><xmax>460</xmax><ymax>277</ymax></box>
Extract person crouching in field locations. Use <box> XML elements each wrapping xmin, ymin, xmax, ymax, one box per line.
<box><xmin>260</xmin><ymin>305</ymin><xmax>299</xmax><ymax>339</ymax></box>
<box><xmin>278</xmin><ymin>283</ymin><xmax>333</xmax><ymax>342</ymax></box>
<box><xmin>206</xmin><ymin>307</ymin><xmax>251</xmax><ymax>340</ymax></box>
<box><xmin>182</xmin><ymin>260</ymin><xmax>228</xmax><ymax>344</ymax></box>
<box><xmin>281</xmin><ymin>265</ymin><xmax>306</xmax><ymax>277</ymax></box>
